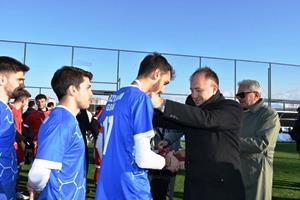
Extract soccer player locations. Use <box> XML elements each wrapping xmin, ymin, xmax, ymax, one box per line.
<box><xmin>27</xmin><ymin>66</ymin><xmax>93</xmax><ymax>199</ymax></box>
<box><xmin>95</xmin><ymin>53</ymin><xmax>179</xmax><ymax>200</ymax></box>
<box><xmin>0</xmin><ymin>56</ymin><xmax>29</xmax><ymax>199</ymax></box>
<box><xmin>23</xmin><ymin>94</ymin><xmax>50</xmax><ymax>159</ymax></box>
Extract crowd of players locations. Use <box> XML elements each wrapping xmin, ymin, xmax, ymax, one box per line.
<box><xmin>0</xmin><ymin>53</ymin><xmax>282</xmax><ymax>200</ymax></box>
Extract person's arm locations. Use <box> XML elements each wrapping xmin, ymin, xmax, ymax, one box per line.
<box><xmin>95</xmin><ymin>132</ymin><xmax>103</xmax><ymax>157</ymax></box>
<box><xmin>134</xmin><ymin>130</ymin><xmax>180</xmax><ymax>172</ymax></box>
<box><xmin>240</xmin><ymin>110</ymin><xmax>281</xmax><ymax>154</ymax></box>
<box><xmin>132</xmin><ymin>94</ymin><xmax>179</xmax><ymax>171</ymax></box>
<box><xmin>134</xmin><ymin>130</ymin><xmax>165</xmax><ymax>169</ymax></box>
<box><xmin>153</xmin><ymin>109</ymin><xmax>183</xmax><ymax>130</ymax></box>
<box><xmin>162</xmin><ymin>99</ymin><xmax>243</xmax><ymax>130</ymax></box>
<box><xmin>28</xmin><ymin>159</ymin><xmax>61</xmax><ymax>191</ymax></box>
<box><xmin>15</xmin><ymin>130</ymin><xmax>26</xmax><ymax>142</ymax></box>
<box><xmin>27</xmin><ymin>116</ymin><xmax>68</xmax><ymax>193</ymax></box>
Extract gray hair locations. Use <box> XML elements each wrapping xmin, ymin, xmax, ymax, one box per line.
<box><xmin>238</xmin><ymin>79</ymin><xmax>262</xmax><ymax>95</ymax></box>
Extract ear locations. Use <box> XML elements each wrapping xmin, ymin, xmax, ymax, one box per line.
<box><xmin>212</xmin><ymin>82</ymin><xmax>218</xmax><ymax>94</ymax></box>
<box><xmin>254</xmin><ymin>91</ymin><xmax>261</xmax><ymax>99</ymax></box>
<box><xmin>0</xmin><ymin>74</ymin><xmax>7</xmax><ymax>86</ymax></box>
<box><xmin>67</xmin><ymin>85</ymin><xmax>78</xmax><ymax>97</ymax></box>
<box><xmin>152</xmin><ymin>68</ymin><xmax>161</xmax><ymax>81</ymax></box>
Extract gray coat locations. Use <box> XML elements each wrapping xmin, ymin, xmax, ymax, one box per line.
<box><xmin>240</xmin><ymin>99</ymin><xmax>281</xmax><ymax>200</ymax></box>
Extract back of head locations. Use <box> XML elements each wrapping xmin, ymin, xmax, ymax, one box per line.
<box><xmin>51</xmin><ymin>66</ymin><xmax>93</xmax><ymax>101</ymax></box>
<box><xmin>47</xmin><ymin>102</ymin><xmax>54</xmax><ymax>108</ymax></box>
<box><xmin>190</xmin><ymin>67</ymin><xmax>219</xmax><ymax>86</ymax></box>
<box><xmin>237</xmin><ymin>79</ymin><xmax>262</xmax><ymax>95</ymax></box>
<box><xmin>28</xmin><ymin>100</ymin><xmax>35</xmax><ymax>108</ymax></box>
<box><xmin>11</xmin><ymin>88</ymin><xmax>31</xmax><ymax>102</ymax></box>
<box><xmin>137</xmin><ymin>53</ymin><xmax>175</xmax><ymax>79</ymax></box>
<box><xmin>0</xmin><ymin>56</ymin><xmax>29</xmax><ymax>73</ymax></box>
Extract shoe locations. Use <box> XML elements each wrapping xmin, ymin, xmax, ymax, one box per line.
<box><xmin>16</xmin><ymin>192</ymin><xmax>29</xmax><ymax>200</ymax></box>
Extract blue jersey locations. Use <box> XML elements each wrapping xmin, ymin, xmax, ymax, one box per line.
<box><xmin>36</xmin><ymin>106</ymin><xmax>86</xmax><ymax>200</ymax></box>
<box><xmin>0</xmin><ymin>99</ymin><xmax>17</xmax><ymax>200</ymax></box>
<box><xmin>95</xmin><ymin>86</ymin><xmax>154</xmax><ymax>200</ymax></box>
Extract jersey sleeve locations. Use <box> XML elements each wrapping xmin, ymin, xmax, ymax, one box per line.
<box><xmin>132</xmin><ymin>94</ymin><xmax>154</xmax><ymax>136</ymax></box>
<box><xmin>36</xmin><ymin>118</ymin><xmax>70</xmax><ymax>164</ymax></box>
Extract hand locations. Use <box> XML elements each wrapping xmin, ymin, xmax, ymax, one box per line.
<box><xmin>27</xmin><ymin>182</ymin><xmax>36</xmax><ymax>200</ymax></box>
<box><xmin>165</xmin><ymin>151</ymin><xmax>180</xmax><ymax>172</ymax></box>
<box><xmin>150</xmin><ymin>92</ymin><xmax>165</xmax><ymax>109</ymax></box>
<box><xmin>174</xmin><ymin>149</ymin><xmax>185</xmax><ymax>161</ymax></box>
<box><xmin>29</xmin><ymin>191</ymin><xmax>35</xmax><ymax>200</ymax></box>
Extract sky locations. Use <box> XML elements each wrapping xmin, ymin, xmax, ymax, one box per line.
<box><xmin>0</xmin><ymin>0</ymin><xmax>300</xmax><ymax>104</ymax></box>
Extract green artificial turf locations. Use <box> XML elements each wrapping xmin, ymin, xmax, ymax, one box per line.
<box><xmin>18</xmin><ymin>143</ymin><xmax>300</xmax><ymax>199</ymax></box>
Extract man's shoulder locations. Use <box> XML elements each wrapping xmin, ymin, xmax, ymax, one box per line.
<box><xmin>218</xmin><ymin>98</ymin><xmax>242</xmax><ymax>109</ymax></box>
<box><xmin>43</xmin><ymin>107</ymin><xmax>76</xmax><ymax>129</ymax></box>
<box><xmin>0</xmin><ymin>101</ymin><xmax>10</xmax><ymax>117</ymax></box>
<box><xmin>50</xmin><ymin>107</ymin><xmax>74</xmax><ymax>121</ymax></box>
<box><xmin>258</xmin><ymin>104</ymin><xmax>279</xmax><ymax>118</ymax></box>
<box><xmin>121</xmin><ymin>86</ymin><xmax>148</xmax><ymax>103</ymax></box>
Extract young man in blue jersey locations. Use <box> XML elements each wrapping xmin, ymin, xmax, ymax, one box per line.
<box><xmin>0</xmin><ymin>56</ymin><xmax>29</xmax><ymax>200</ymax></box>
<box><xmin>27</xmin><ymin>66</ymin><xmax>93</xmax><ymax>199</ymax></box>
<box><xmin>95</xmin><ymin>53</ymin><xmax>180</xmax><ymax>200</ymax></box>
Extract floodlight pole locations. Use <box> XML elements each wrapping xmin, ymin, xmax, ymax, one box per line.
<box><xmin>117</xmin><ymin>50</ymin><xmax>120</xmax><ymax>90</ymax></box>
<box><xmin>268</xmin><ymin>63</ymin><xmax>272</xmax><ymax>107</ymax></box>
<box><xmin>23</xmin><ymin>42</ymin><xmax>27</xmax><ymax>64</ymax></box>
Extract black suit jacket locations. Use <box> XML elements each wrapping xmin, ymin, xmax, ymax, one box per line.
<box><xmin>153</xmin><ymin>91</ymin><xmax>245</xmax><ymax>200</ymax></box>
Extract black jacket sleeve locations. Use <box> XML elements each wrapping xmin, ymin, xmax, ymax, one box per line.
<box><xmin>153</xmin><ymin>109</ymin><xmax>184</xmax><ymax>131</ymax></box>
<box><xmin>162</xmin><ymin>99</ymin><xmax>243</xmax><ymax>131</ymax></box>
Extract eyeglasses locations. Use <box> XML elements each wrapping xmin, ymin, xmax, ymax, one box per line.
<box><xmin>235</xmin><ymin>91</ymin><xmax>254</xmax><ymax>99</ymax></box>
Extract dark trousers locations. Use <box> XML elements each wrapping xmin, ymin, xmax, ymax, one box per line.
<box><xmin>150</xmin><ymin>170</ymin><xmax>175</xmax><ymax>200</ymax></box>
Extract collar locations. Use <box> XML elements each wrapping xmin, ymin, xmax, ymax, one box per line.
<box><xmin>246</xmin><ymin>98</ymin><xmax>264</xmax><ymax>113</ymax></box>
<box><xmin>38</xmin><ymin>107</ymin><xmax>48</xmax><ymax>112</ymax></box>
<box><xmin>200</xmin><ymin>90</ymin><xmax>224</xmax><ymax>107</ymax></box>
<box><xmin>132</xmin><ymin>79</ymin><xmax>143</xmax><ymax>91</ymax></box>
<box><xmin>0</xmin><ymin>98</ymin><xmax>7</xmax><ymax>105</ymax></box>
<box><xmin>56</xmin><ymin>105</ymin><xmax>77</xmax><ymax>119</ymax></box>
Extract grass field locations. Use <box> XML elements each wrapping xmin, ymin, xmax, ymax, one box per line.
<box><xmin>18</xmin><ymin>142</ymin><xmax>300</xmax><ymax>199</ymax></box>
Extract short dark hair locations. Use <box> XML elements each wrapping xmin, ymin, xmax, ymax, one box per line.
<box><xmin>190</xmin><ymin>67</ymin><xmax>219</xmax><ymax>85</ymax></box>
<box><xmin>11</xmin><ymin>89</ymin><xmax>31</xmax><ymax>102</ymax></box>
<box><xmin>35</xmin><ymin>94</ymin><xmax>47</xmax><ymax>101</ymax></box>
<box><xmin>28</xmin><ymin>100</ymin><xmax>35</xmax><ymax>107</ymax></box>
<box><xmin>137</xmin><ymin>53</ymin><xmax>175</xmax><ymax>79</ymax></box>
<box><xmin>0</xmin><ymin>56</ymin><xmax>29</xmax><ymax>73</ymax></box>
<box><xmin>47</xmin><ymin>102</ymin><xmax>54</xmax><ymax>107</ymax></box>
<box><xmin>51</xmin><ymin>66</ymin><xmax>93</xmax><ymax>101</ymax></box>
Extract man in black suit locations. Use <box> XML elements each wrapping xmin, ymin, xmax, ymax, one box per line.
<box><xmin>151</xmin><ymin>67</ymin><xmax>245</xmax><ymax>200</ymax></box>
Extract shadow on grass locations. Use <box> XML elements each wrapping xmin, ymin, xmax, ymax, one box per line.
<box><xmin>273</xmin><ymin>180</ymin><xmax>300</xmax><ymax>191</ymax></box>
<box><xmin>173</xmin><ymin>191</ymin><xmax>184</xmax><ymax>199</ymax></box>
<box><xmin>275</xmin><ymin>142</ymin><xmax>297</xmax><ymax>154</ymax></box>
<box><xmin>272</xmin><ymin>197</ymin><xmax>299</xmax><ymax>200</ymax></box>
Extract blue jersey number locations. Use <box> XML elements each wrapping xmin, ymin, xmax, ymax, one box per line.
<box><xmin>102</xmin><ymin>116</ymin><xmax>114</xmax><ymax>155</ymax></box>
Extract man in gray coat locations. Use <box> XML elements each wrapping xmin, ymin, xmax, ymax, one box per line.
<box><xmin>236</xmin><ymin>80</ymin><xmax>281</xmax><ymax>200</ymax></box>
